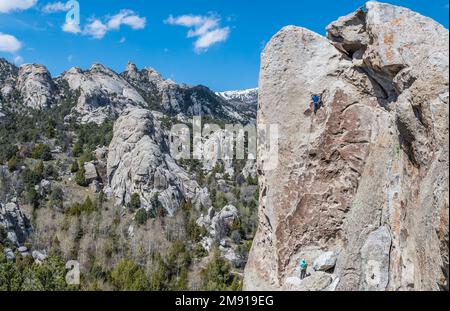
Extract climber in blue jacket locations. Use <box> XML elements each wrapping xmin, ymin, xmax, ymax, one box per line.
<box><xmin>311</xmin><ymin>94</ymin><xmax>322</xmax><ymax>114</ymax></box>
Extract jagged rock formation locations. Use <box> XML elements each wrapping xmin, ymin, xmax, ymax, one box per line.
<box><xmin>1</xmin><ymin>58</ymin><xmax>254</xmax><ymax>125</ymax></box>
<box><xmin>107</xmin><ymin>108</ymin><xmax>210</xmax><ymax>215</ymax></box>
<box><xmin>122</xmin><ymin>61</ymin><xmax>251</xmax><ymax>122</ymax></box>
<box><xmin>16</xmin><ymin>64</ymin><xmax>56</xmax><ymax>109</ymax></box>
<box><xmin>197</xmin><ymin>204</ymin><xmax>239</xmax><ymax>245</ymax></box>
<box><xmin>245</xmin><ymin>1</ymin><xmax>449</xmax><ymax>291</ymax></box>
<box><xmin>1</xmin><ymin>60</ymin><xmax>56</xmax><ymax>109</ymax></box>
<box><xmin>0</xmin><ymin>202</ymin><xmax>32</xmax><ymax>246</ymax></box>
<box><xmin>61</xmin><ymin>64</ymin><xmax>147</xmax><ymax>124</ymax></box>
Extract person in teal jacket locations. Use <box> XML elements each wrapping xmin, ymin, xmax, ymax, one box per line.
<box><xmin>300</xmin><ymin>259</ymin><xmax>308</xmax><ymax>280</ymax></box>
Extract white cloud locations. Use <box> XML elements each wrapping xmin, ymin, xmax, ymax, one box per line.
<box><xmin>13</xmin><ymin>55</ymin><xmax>24</xmax><ymax>65</ymax></box>
<box><xmin>107</xmin><ymin>9</ymin><xmax>146</xmax><ymax>30</ymax></box>
<box><xmin>0</xmin><ymin>33</ymin><xmax>22</xmax><ymax>53</ymax></box>
<box><xmin>84</xmin><ymin>19</ymin><xmax>108</xmax><ymax>39</ymax></box>
<box><xmin>194</xmin><ymin>27</ymin><xmax>230</xmax><ymax>52</ymax></box>
<box><xmin>166</xmin><ymin>15</ymin><xmax>205</xmax><ymax>28</ymax></box>
<box><xmin>67</xmin><ymin>54</ymin><xmax>73</xmax><ymax>62</ymax></box>
<box><xmin>42</xmin><ymin>1</ymin><xmax>68</xmax><ymax>13</ymax></box>
<box><xmin>119</xmin><ymin>37</ymin><xmax>126</xmax><ymax>44</ymax></box>
<box><xmin>165</xmin><ymin>14</ymin><xmax>230</xmax><ymax>52</ymax></box>
<box><xmin>62</xmin><ymin>20</ymin><xmax>81</xmax><ymax>34</ymax></box>
<box><xmin>76</xmin><ymin>10</ymin><xmax>146</xmax><ymax>39</ymax></box>
<box><xmin>0</xmin><ymin>0</ymin><xmax>37</xmax><ymax>13</ymax></box>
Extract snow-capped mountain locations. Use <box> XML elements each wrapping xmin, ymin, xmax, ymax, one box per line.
<box><xmin>216</xmin><ymin>88</ymin><xmax>258</xmax><ymax>119</ymax></box>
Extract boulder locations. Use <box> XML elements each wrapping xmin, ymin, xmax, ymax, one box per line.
<box><xmin>4</xmin><ymin>248</ymin><xmax>15</xmax><ymax>261</ymax></box>
<box><xmin>32</xmin><ymin>250</ymin><xmax>48</xmax><ymax>263</ymax></box>
<box><xmin>89</xmin><ymin>180</ymin><xmax>101</xmax><ymax>193</ymax></box>
<box><xmin>94</xmin><ymin>146</ymin><xmax>108</xmax><ymax>161</ymax></box>
<box><xmin>284</xmin><ymin>272</ymin><xmax>333</xmax><ymax>291</ymax></box>
<box><xmin>313</xmin><ymin>251</ymin><xmax>337</xmax><ymax>272</ymax></box>
<box><xmin>84</xmin><ymin>162</ymin><xmax>98</xmax><ymax>183</ymax></box>
<box><xmin>18</xmin><ymin>246</ymin><xmax>28</xmax><ymax>253</ymax></box>
<box><xmin>35</xmin><ymin>179</ymin><xmax>51</xmax><ymax>196</ymax></box>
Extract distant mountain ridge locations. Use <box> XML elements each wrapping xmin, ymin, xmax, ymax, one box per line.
<box><xmin>0</xmin><ymin>58</ymin><xmax>257</xmax><ymax>125</ymax></box>
<box><xmin>217</xmin><ymin>88</ymin><xmax>258</xmax><ymax>120</ymax></box>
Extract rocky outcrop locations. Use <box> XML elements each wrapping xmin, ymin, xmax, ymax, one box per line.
<box><xmin>16</xmin><ymin>64</ymin><xmax>56</xmax><ymax>109</ymax></box>
<box><xmin>0</xmin><ymin>202</ymin><xmax>32</xmax><ymax>246</ymax></box>
<box><xmin>61</xmin><ymin>64</ymin><xmax>147</xmax><ymax>124</ymax></box>
<box><xmin>107</xmin><ymin>108</ymin><xmax>210</xmax><ymax>215</ymax></box>
<box><xmin>245</xmin><ymin>2</ymin><xmax>448</xmax><ymax>291</ymax></box>
<box><xmin>83</xmin><ymin>161</ymin><xmax>99</xmax><ymax>184</ymax></box>
<box><xmin>197</xmin><ymin>205</ymin><xmax>239</xmax><ymax>243</ymax></box>
<box><xmin>123</xmin><ymin>62</ymin><xmax>251</xmax><ymax>123</ymax></box>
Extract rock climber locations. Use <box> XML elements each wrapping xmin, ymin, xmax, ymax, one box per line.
<box><xmin>300</xmin><ymin>259</ymin><xmax>308</xmax><ymax>280</ymax></box>
<box><xmin>360</xmin><ymin>5</ymin><xmax>368</xmax><ymax>13</ymax></box>
<box><xmin>311</xmin><ymin>94</ymin><xmax>322</xmax><ymax>114</ymax></box>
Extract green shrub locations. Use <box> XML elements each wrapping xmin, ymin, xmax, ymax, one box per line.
<box><xmin>128</xmin><ymin>193</ymin><xmax>141</xmax><ymax>211</ymax></box>
<box><xmin>66</xmin><ymin>196</ymin><xmax>95</xmax><ymax>216</ymax></box>
<box><xmin>7</xmin><ymin>155</ymin><xmax>19</xmax><ymax>172</ymax></box>
<box><xmin>34</xmin><ymin>161</ymin><xmax>44</xmax><ymax>177</ymax></box>
<box><xmin>186</xmin><ymin>219</ymin><xmax>207</xmax><ymax>242</ymax></box>
<box><xmin>26</xmin><ymin>187</ymin><xmax>40</xmax><ymax>209</ymax></box>
<box><xmin>193</xmin><ymin>244</ymin><xmax>208</xmax><ymax>258</ymax></box>
<box><xmin>72</xmin><ymin>141</ymin><xmax>83</xmax><ymax>157</ymax></box>
<box><xmin>75</xmin><ymin>164</ymin><xmax>87</xmax><ymax>187</ymax></box>
<box><xmin>200</xmin><ymin>250</ymin><xmax>240</xmax><ymax>291</ymax></box>
<box><xmin>110</xmin><ymin>259</ymin><xmax>150</xmax><ymax>291</ymax></box>
<box><xmin>83</xmin><ymin>196</ymin><xmax>95</xmax><ymax>214</ymax></box>
<box><xmin>31</xmin><ymin>144</ymin><xmax>52</xmax><ymax>161</ymax></box>
<box><xmin>49</xmin><ymin>187</ymin><xmax>64</xmax><ymax>208</ymax></box>
<box><xmin>246</xmin><ymin>175</ymin><xmax>258</xmax><ymax>186</ymax></box>
<box><xmin>0</xmin><ymin>143</ymin><xmax>18</xmax><ymax>164</ymax></box>
<box><xmin>70</xmin><ymin>160</ymin><xmax>79</xmax><ymax>173</ymax></box>
<box><xmin>213</xmin><ymin>191</ymin><xmax>228</xmax><ymax>210</ymax></box>
<box><xmin>21</xmin><ymin>167</ymin><xmax>42</xmax><ymax>189</ymax></box>
<box><xmin>0</xmin><ymin>253</ymin><xmax>71</xmax><ymax>291</ymax></box>
<box><xmin>135</xmin><ymin>208</ymin><xmax>148</xmax><ymax>225</ymax></box>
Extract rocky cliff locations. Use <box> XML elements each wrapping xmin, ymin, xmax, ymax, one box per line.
<box><xmin>106</xmin><ymin>108</ymin><xmax>210</xmax><ymax>216</ymax></box>
<box><xmin>245</xmin><ymin>1</ymin><xmax>449</xmax><ymax>291</ymax></box>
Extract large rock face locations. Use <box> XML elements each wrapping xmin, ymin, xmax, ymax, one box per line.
<box><xmin>16</xmin><ymin>64</ymin><xmax>56</xmax><ymax>109</ymax></box>
<box><xmin>244</xmin><ymin>2</ymin><xmax>448</xmax><ymax>291</ymax></box>
<box><xmin>107</xmin><ymin>108</ymin><xmax>210</xmax><ymax>215</ymax></box>
<box><xmin>61</xmin><ymin>64</ymin><xmax>147</xmax><ymax>124</ymax></box>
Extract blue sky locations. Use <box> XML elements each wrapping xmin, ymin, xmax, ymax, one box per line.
<box><xmin>0</xmin><ymin>0</ymin><xmax>448</xmax><ymax>91</ymax></box>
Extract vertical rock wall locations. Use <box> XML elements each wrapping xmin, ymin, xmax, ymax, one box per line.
<box><xmin>244</xmin><ymin>2</ymin><xmax>449</xmax><ymax>291</ymax></box>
